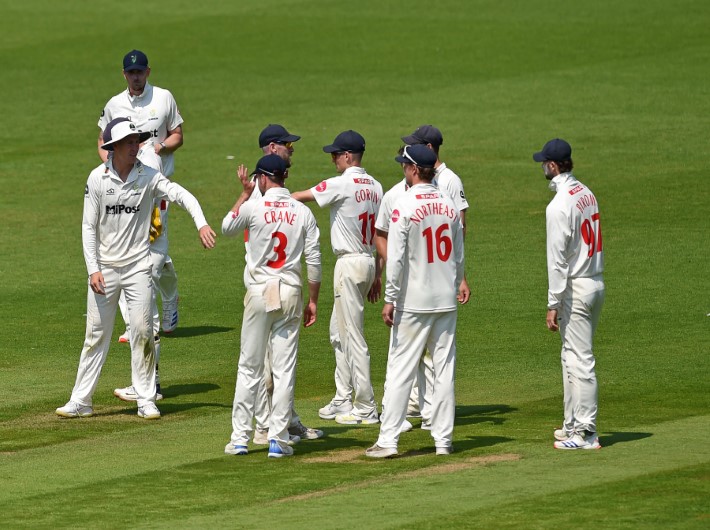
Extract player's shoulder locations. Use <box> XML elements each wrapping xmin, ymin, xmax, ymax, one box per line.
<box><xmin>151</xmin><ymin>85</ymin><xmax>177</xmax><ymax>101</ymax></box>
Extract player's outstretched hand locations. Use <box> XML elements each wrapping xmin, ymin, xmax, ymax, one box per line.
<box><xmin>237</xmin><ymin>164</ymin><xmax>255</xmax><ymax>196</ymax></box>
<box><xmin>303</xmin><ymin>301</ymin><xmax>317</xmax><ymax>327</ymax></box>
<box><xmin>89</xmin><ymin>272</ymin><xmax>106</xmax><ymax>295</ymax></box>
<box><xmin>457</xmin><ymin>277</ymin><xmax>471</xmax><ymax>304</ymax></box>
<box><xmin>382</xmin><ymin>303</ymin><xmax>395</xmax><ymax>327</ymax></box>
<box><xmin>367</xmin><ymin>277</ymin><xmax>382</xmax><ymax>303</ymax></box>
<box><xmin>546</xmin><ymin>309</ymin><xmax>559</xmax><ymax>332</ymax></box>
<box><xmin>199</xmin><ymin>225</ymin><xmax>217</xmax><ymax>249</ymax></box>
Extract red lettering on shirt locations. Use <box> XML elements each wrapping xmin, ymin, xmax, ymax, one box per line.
<box><xmin>569</xmin><ymin>185</ymin><xmax>584</xmax><ymax>196</ymax></box>
<box><xmin>391</xmin><ymin>209</ymin><xmax>400</xmax><ymax>223</ymax></box>
<box><xmin>315</xmin><ymin>181</ymin><xmax>327</xmax><ymax>192</ymax></box>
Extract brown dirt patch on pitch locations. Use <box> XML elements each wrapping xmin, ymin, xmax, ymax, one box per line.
<box><xmin>278</xmin><ymin>453</ymin><xmax>520</xmax><ymax>503</ymax></box>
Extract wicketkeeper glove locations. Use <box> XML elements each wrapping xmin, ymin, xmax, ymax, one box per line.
<box><xmin>149</xmin><ymin>205</ymin><xmax>163</xmax><ymax>243</ymax></box>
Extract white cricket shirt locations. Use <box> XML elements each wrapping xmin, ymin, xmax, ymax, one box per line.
<box><xmin>82</xmin><ymin>160</ymin><xmax>208</xmax><ymax>276</ymax></box>
<box><xmin>375</xmin><ymin>179</ymin><xmax>408</xmax><ymax>233</ymax></box>
<box><xmin>385</xmin><ymin>183</ymin><xmax>464</xmax><ymax>312</ymax></box>
<box><xmin>546</xmin><ymin>172</ymin><xmax>604</xmax><ymax>309</ymax></box>
<box><xmin>434</xmin><ymin>163</ymin><xmax>469</xmax><ymax>212</ymax></box>
<box><xmin>222</xmin><ymin>187</ymin><xmax>321</xmax><ymax>288</ymax></box>
<box><xmin>311</xmin><ymin>167</ymin><xmax>383</xmax><ymax>256</ymax></box>
<box><xmin>99</xmin><ymin>83</ymin><xmax>183</xmax><ymax>177</ymax></box>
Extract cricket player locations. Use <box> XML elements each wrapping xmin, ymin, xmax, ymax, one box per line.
<box><xmin>366</xmin><ymin>144</ymin><xmax>465</xmax><ymax>458</ymax></box>
<box><xmin>56</xmin><ymin>118</ymin><xmax>215</xmax><ymax>420</ymax></box>
<box><xmin>292</xmin><ymin>130</ymin><xmax>383</xmax><ymax>425</ymax></box>
<box><xmin>98</xmin><ymin>50</ymin><xmax>184</xmax><ymax>402</ymax></box>
<box><xmin>223</xmin><ymin>154</ymin><xmax>321</xmax><ymax>458</ymax></box>
<box><xmin>384</xmin><ymin>126</ymin><xmax>471</xmax><ymax>426</ymax></box>
<box><xmin>533</xmin><ymin>138</ymin><xmax>605</xmax><ymax>450</ymax></box>
<box><xmin>248</xmin><ymin>124</ymin><xmax>324</xmax><ymax>443</ymax></box>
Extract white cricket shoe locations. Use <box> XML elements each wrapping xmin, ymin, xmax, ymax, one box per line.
<box><xmin>400</xmin><ymin>419</ymin><xmax>413</xmax><ymax>433</ymax></box>
<box><xmin>289</xmin><ymin>421</ymin><xmax>324</xmax><ymax>439</ymax></box>
<box><xmin>117</xmin><ymin>331</ymin><xmax>130</xmax><ymax>343</ymax></box>
<box><xmin>365</xmin><ymin>444</ymin><xmax>398</xmax><ymax>458</ymax></box>
<box><xmin>56</xmin><ymin>401</ymin><xmax>93</xmax><ymax>418</ymax></box>
<box><xmin>554</xmin><ymin>427</ymin><xmax>572</xmax><ymax>441</ymax></box>
<box><xmin>114</xmin><ymin>385</ymin><xmax>163</xmax><ymax>402</ymax></box>
<box><xmin>224</xmin><ymin>443</ymin><xmax>248</xmax><ymax>455</ymax></box>
<box><xmin>268</xmin><ymin>439</ymin><xmax>294</xmax><ymax>458</ymax></box>
<box><xmin>421</xmin><ymin>420</ymin><xmax>432</xmax><ymax>430</ymax></box>
<box><xmin>335</xmin><ymin>410</ymin><xmax>379</xmax><ymax>425</ymax></box>
<box><xmin>162</xmin><ymin>298</ymin><xmax>179</xmax><ymax>333</ymax></box>
<box><xmin>554</xmin><ymin>431</ymin><xmax>601</xmax><ymax>450</ymax></box>
<box><xmin>318</xmin><ymin>400</ymin><xmax>353</xmax><ymax>420</ymax></box>
<box><xmin>436</xmin><ymin>445</ymin><xmax>454</xmax><ymax>456</ymax></box>
<box><xmin>137</xmin><ymin>402</ymin><xmax>161</xmax><ymax>420</ymax></box>
<box><xmin>253</xmin><ymin>428</ymin><xmax>301</xmax><ymax>446</ymax></box>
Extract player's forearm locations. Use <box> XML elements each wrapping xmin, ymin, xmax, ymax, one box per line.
<box><xmin>307</xmin><ymin>281</ymin><xmax>321</xmax><ymax>305</ymax></box>
<box><xmin>160</xmin><ymin>128</ymin><xmax>183</xmax><ymax>153</ymax></box>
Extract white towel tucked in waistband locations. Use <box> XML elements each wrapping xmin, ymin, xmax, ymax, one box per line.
<box><xmin>264</xmin><ymin>278</ymin><xmax>282</xmax><ymax>312</ymax></box>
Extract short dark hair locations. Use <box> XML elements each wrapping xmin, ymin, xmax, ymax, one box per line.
<box><xmin>557</xmin><ymin>159</ymin><xmax>574</xmax><ymax>173</ymax></box>
<box><xmin>417</xmin><ymin>166</ymin><xmax>436</xmax><ymax>182</ymax></box>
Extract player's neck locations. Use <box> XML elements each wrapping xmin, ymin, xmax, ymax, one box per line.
<box><xmin>112</xmin><ymin>156</ymin><xmax>135</xmax><ymax>182</ymax></box>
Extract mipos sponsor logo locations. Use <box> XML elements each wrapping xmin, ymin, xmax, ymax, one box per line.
<box><xmin>105</xmin><ymin>204</ymin><xmax>140</xmax><ymax>215</ymax></box>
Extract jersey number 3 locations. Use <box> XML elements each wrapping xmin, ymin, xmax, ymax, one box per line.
<box><xmin>581</xmin><ymin>213</ymin><xmax>603</xmax><ymax>257</ymax></box>
<box><xmin>267</xmin><ymin>231</ymin><xmax>287</xmax><ymax>269</ymax></box>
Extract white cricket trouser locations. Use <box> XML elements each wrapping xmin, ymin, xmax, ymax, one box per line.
<box><xmin>230</xmin><ymin>283</ymin><xmax>302</xmax><ymax>445</ymax></box>
<box><xmin>559</xmin><ymin>275</ymin><xmax>605</xmax><ymax>434</ymax></box>
<box><xmin>329</xmin><ymin>308</ymin><xmax>353</xmax><ymax>405</ymax></box>
<box><xmin>119</xmin><ymin>251</ymin><xmax>177</xmax><ymax>337</ymax></box>
<box><xmin>377</xmin><ymin>309</ymin><xmax>457</xmax><ymax>450</ymax></box>
<box><xmin>332</xmin><ymin>254</ymin><xmax>377</xmax><ymax>416</ymax></box>
<box><xmin>253</xmin><ymin>343</ymin><xmax>302</xmax><ymax>431</ymax></box>
<box><xmin>407</xmin><ymin>350</ymin><xmax>434</xmax><ymax>420</ymax></box>
<box><xmin>69</xmin><ymin>258</ymin><xmax>157</xmax><ymax>407</ymax></box>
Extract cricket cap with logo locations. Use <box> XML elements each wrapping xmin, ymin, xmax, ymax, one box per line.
<box><xmin>101</xmin><ymin>118</ymin><xmax>151</xmax><ymax>151</ymax></box>
<box><xmin>401</xmin><ymin>125</ymin><xmax>444</xmax><ymax>147</ymax></box>
<box><xmin>250</xmin><ymin>154</ymin><xmax>289</xmax><ymax>179</ymax></box>
<box><xmin>395</xmin><ymin>144</ymin><xmax>438</xmax><ymax>168</ymax></box>
<box><xmin>322</xmin><ymin>130</ymin><xmax>366</xmax><ymax>153</ymax></box>
<box><xmin>123</xmin><ymin>50</ymin><xmax>149</xmax><ymax>71</ymax></box>
<box><xmin>258</xmin><ymin>124</ymin><xmax>301</xmax><ymax>148</ymax></box>
<box><xmin>532</xmin><ymin>138</ymin><xmax>572</xmax><ymax>162</ymax></box>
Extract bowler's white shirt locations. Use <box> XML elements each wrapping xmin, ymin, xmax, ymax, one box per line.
<box><xmin>546</xmin><ymin>172</ymin><xmax>604</xmax><ymax>309</ymax></box>
<box><xmin>311</xmin><ymin>167</ymin><xmax>383</xmax><ymax>256</ymax></box>
<box><xmin>385</xmin><ymin>183</ymin><xmax>464</xmax><ymax>312</ymax></box>
<box><xmin>434</xmin><ymin>163</ymin><xmax>469</xmax><ymax>213</ymax></box>
<box><xmin>82</xmin><ymin>160</ymin><xmax>207</xmax><ymax>276</ymax></box>
<box><xmin>99</xmin><ymin>82</ymin><xmax>183</xmax><ymax>177</ymax></box>
<box><xmin>222</xmin><ymin>187</ymin><xmax>321</xmax><ymax>288</ymax></box>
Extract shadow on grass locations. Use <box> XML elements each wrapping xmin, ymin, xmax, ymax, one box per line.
<box><xmin>161</xmin><ymin>325</ymin><xmax>233</xmax><ymax>338</ymax></box>
<box><xmin>161</xmin><ymin>382</ymin><xmax>221</xmax><ymax>399</ymax></box>
<box><xmin>398</xmin><ymin>436</ymin><xmax>514</xmax><ymax>458</ymax></box>
<box><xmin>454</xmin><ymin>404</ymin><xmax>517</xmax><ymax>427</ymax></box>
<box><xmin>599</xmin><ymin>431</ymin><xmax>652</xmax><ymax>447</ymax></box>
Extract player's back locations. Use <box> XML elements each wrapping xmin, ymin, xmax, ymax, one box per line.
<box><xmin>239</xmin><ymin>187</ymin><xmax>319</xmax><ymax>288</ymax></box>
<box><xmin>387</xmin><ymin>182</ymin><xmax>463</xmax><ymax>313</ymax></box>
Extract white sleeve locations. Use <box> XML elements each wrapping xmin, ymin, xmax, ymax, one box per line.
<box><xmin>311</xmin><ymin>177</ymin><xmax>345</xmax><ymax>208</ymax></box>
<box><xmin>154</xmin><ymin>175</ymin><xmax>208</xmax><ymax>230</ymax></box>
<box><xmin>452</xmin><ymin>212</ymin><xmax>465</xmax><ymax>289</ymax></box>
<box><xmin>384</xmin><ymin>211</ymin><xmax>409</xmax><ymax>304</ymax></box>
<box><xmin>97</xmin><ymin>103</ymin><xmax>111</xmax><ymax>130</ymax></box>
<box><xmin>164</xmin><ymin>90</ymin><xmax>184</xmax><ymax>131</ymax></box>
<box><xmin>375</xmin><ymin>191</ymin><xmax>392</xmax><ymax>232</ymax></box>
<box><xmin>303</xmin><ymin>209</ymin><xmax>322</xmax><ymax>283</ymax></box>
<box><xmin>222</xmin><ymin>202</ymin><xmax>252</xmax><ymax>237</ymax></box>
<box><xmin>82</xmin><ymin>175</ymin><xmax>101</xmax><ymax>276</ymax></box>
<box><xmin>443</xmin><ymin>173</ymin><xmax>469</xmax><ymax>212</ymax></box>
<box><xmin>546</xmin><ymin>205</ymin><xmax>571</xmax><ymax>309</ymax></box>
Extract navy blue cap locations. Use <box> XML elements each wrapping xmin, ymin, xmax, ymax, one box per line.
<box><xmin>401</xmin><ymin>125</ymin><xmax>443</xmax><ymax>147</ymax></box>
<box><xmin>533</xmin><ymin>138</ymin><xmax>572</xmax><ymax>162</ymax></box>
<box><xmin>101</xmin><ymin>118</ymin><xmax>151</xmax><ymax>151</ymax></box>
<box><xmin>322</xmin><ymin>130</ymin><xmax>366</xmax><ymax>153</ymax></box>
<box><xmin>395</xmin><ymin>144</ymin><xmax>438</xmax><ymax>168</ymax></box>
<box><xmin>259</xmin><ymin>124</ymin><xmax>301</xmax><ymax>148</ymax></box>
<box><xmin>250</xmin><ymin>154</ymin><xmax>289</xmax><ymax>178</ymax></box>
<box><xmin>123</xmin><ymin>50</ymin><xmax>149</xmax><ymax>71</ymax></box>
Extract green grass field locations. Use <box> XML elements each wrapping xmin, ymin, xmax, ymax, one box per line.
<box><xmin>1</xmin><ymin>0</ymin><xmax>708</xmax><ymax>527</ymax></box>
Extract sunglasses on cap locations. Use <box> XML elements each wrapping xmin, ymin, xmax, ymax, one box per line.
<box><xmin>400</xmin><ymin>145</ymin><xmax>417</xmax><ymax>165</ymax></box>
